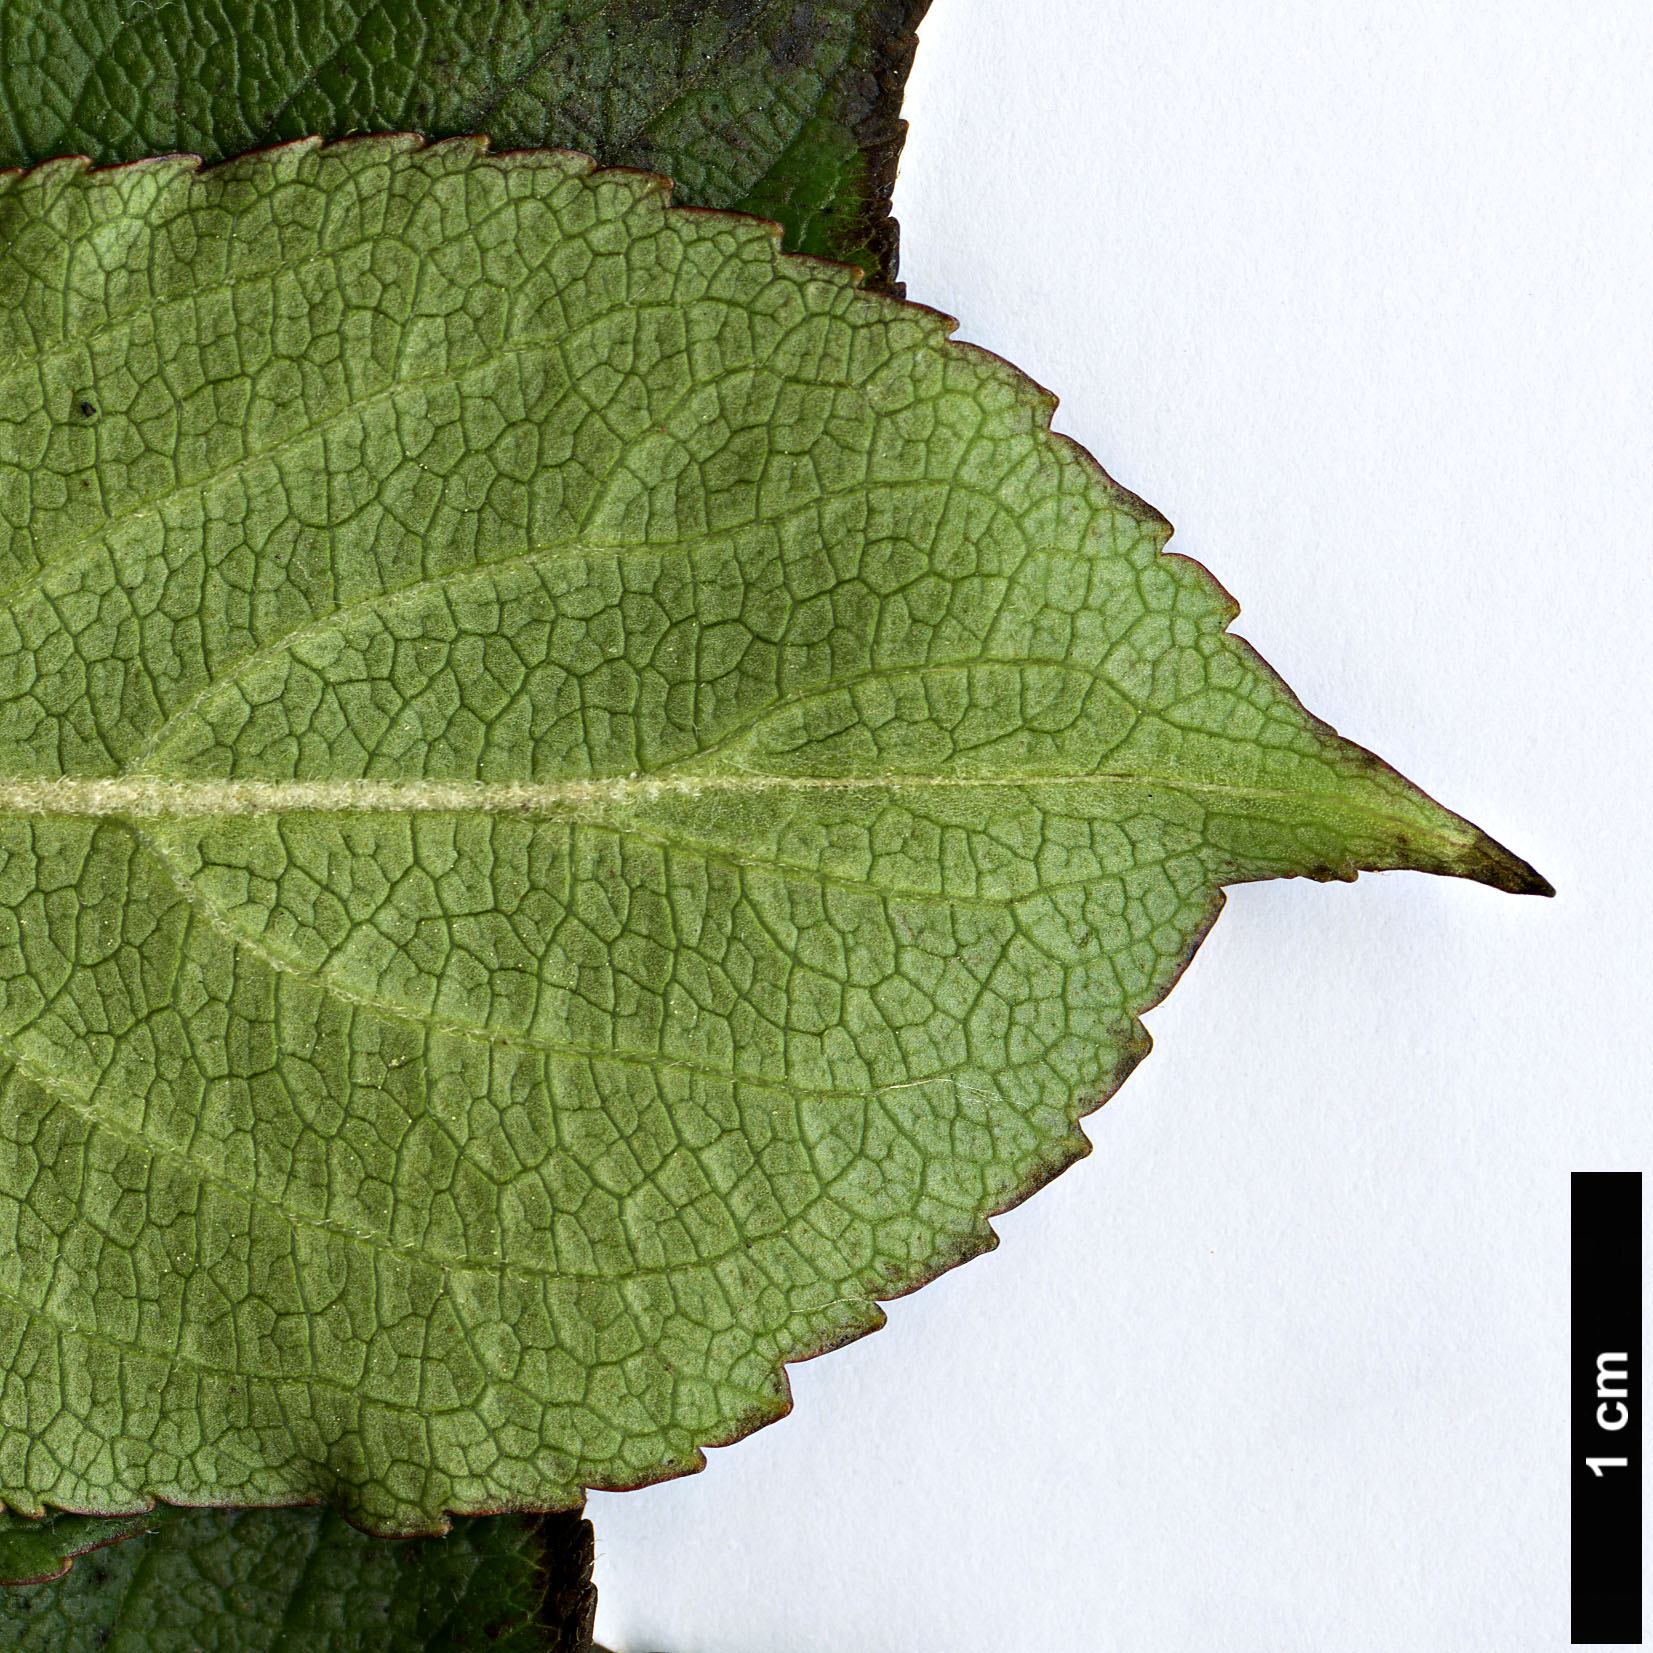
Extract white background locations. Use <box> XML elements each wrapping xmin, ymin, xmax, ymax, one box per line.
<box><xmin>591</xmin><ymin>3</ymin><xmax>1651</xmax><ymax>1647</ymax></box>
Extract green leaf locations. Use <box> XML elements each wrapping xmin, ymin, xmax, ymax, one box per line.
<box><xmin>0</xmin><ymin>1504</ymin><xmax>183</xmax><ymax>1585</ymax></box>
<box><xmin>0</xmin><ymin>136</ymin><xmax>1545</xmax><ymax>1535</ymax></box>
<box><xmin>0</xmin><ymin>0</ymin><xmax>930</xmax><ymax>287</ymax></box>
<box><xmin>0</xmin><ymin>1505</ymin><xmax>596</xmax><ymax>1649</ymax></box>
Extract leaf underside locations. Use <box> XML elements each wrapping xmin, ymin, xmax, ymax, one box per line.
<box><xmin>0</xmin><ymin>1504</ymin><xmax>594</xmax><ymax>1650</ymax></box>
<box><xmin>0</xmin><ymin>0</ymin><xmax>931</xmax><ymax>287</ymax></box>
<box><xmin>0</xmin><ymin>137</ymin><xmax>1544</xmax><ymax>1535</ymax></box>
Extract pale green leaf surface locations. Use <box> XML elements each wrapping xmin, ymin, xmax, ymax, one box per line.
<box><xmin>0</xmin><ymin>137</ymin><xmax>1545</xmax><ymax>1532</ymax></box>
<box><xmin>0</xmin><ymin>1505</ymin><xmax>593</xmax><ymax>1649</ymax></box>
<box><xmin>0</xmin><ymin>0</ymin><xmax>930</xmax><ymax>285</ymax></box>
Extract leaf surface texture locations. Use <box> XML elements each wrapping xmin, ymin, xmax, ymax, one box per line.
<box><xmin>0</xmin><ymin>138</ymin><xmax>1544</xmax><ymax>1530</ymax></box>
<box><xmin>0</xmin><ymin>0</ymin><xmax>930</xmax><ymax>285</ymax></box>
<box><xmin>0</xmin><ymin>1505</ymin><xmax>594</xmax><ymax>1649</ymax></box>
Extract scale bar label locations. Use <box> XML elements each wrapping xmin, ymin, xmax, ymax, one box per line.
<box><xmin>1574</xmin><ymin>1172</ymin><xmax>1641</xmax><ymax>1644</ymax></box>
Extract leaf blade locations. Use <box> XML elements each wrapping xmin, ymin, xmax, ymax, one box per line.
<box><xmin>0</xmin><ymin>137</ymin><xmax>1542</xmax><ymax>1532</ymax></box>
<box><xmin>0</xmin><ymin>1506</ymin><xmax>595</xmax><ymax>1649</ymax></box>
<box><xmin>0</xmin><ymin>0</ymin><xmax>931</xmax><ymax>285</ymax></box>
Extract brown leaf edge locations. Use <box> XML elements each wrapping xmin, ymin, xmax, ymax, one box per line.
<box><xmin>809</xmin><ymin>0</ymin><xmax>935</xmax><ymax>294</ymax></box>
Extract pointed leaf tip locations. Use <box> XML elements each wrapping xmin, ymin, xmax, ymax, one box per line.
<box><xmin>1461</xmin><ymin>830</ymin><xmax>1554</xmax><ymax>898</ymax></box>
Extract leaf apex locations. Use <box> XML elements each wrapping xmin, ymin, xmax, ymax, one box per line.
<box><xmin>1454</xmin><ymin>830</ymin><xmax>1554</xmax><ymax>898</ymax></box>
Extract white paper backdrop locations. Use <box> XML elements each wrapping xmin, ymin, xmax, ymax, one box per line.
<box><xmin>590</xmin><ymin>4</ymin><xmax>1650</xmax><ymax>1647</ymax></box>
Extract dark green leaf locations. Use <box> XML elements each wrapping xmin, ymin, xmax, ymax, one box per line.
<box><xmin>0</xmin><ymin>0</ymin><xmax>930</xmax><ymax>286</ymax></box>
<box><xmin>0</xmin><ymin>1506</ymin><xmax>596</xmax><ymax>1650</ymax></box>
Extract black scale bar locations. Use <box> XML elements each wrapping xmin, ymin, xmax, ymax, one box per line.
<box><xmin>1574</xmin><ymin>1172</ymin><xmax>1641</xmax><ymax>1644</ymax></box>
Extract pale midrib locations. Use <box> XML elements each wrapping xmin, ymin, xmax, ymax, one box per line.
<box><xmin>0</xmin><ymin>770</ymin><xmax>1452</xmax><ymax>836</ymax></box>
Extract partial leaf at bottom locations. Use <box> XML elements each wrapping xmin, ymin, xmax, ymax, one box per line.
<box><xmin>0</xmin><ymin>1507</ymin><xmax>593</xmax><ymax>1651</ymax></box>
